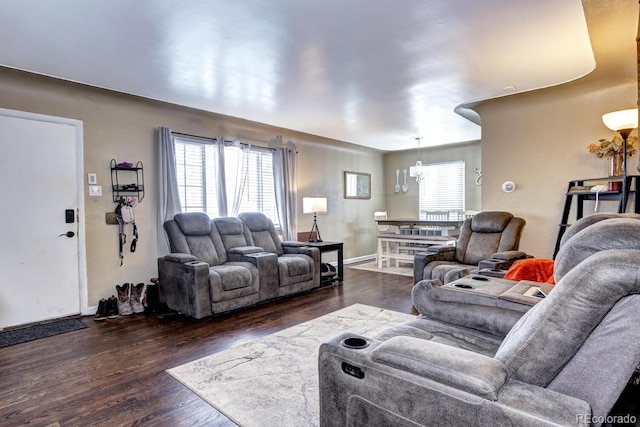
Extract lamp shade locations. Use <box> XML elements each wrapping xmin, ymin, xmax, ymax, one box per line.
<box><xmin>602</xmin><ymin>108</ymin><xmax>638</xmax><ymax>131</ymax></box>
<box><xmin>303</xmin><ymin>197</ymin><xmax>327</xmax><ymax>214</ymax></box>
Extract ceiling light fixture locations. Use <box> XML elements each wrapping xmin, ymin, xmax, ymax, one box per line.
<box><xmin>409</xmin><ymin>137</ymin><xmax>425</xmax><ymax>183</ymax></box>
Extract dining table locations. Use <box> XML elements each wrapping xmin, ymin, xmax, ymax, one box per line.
<box><xmin>375</xmin><ymin>218</ymin><xmax>465</xmax><ymax>235</ymax></box>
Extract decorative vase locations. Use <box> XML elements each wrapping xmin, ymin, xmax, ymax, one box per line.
<box><xmin>610</xmin><ymin>152</ymin><xmax>624</xmax><ymax>177</ymax></box>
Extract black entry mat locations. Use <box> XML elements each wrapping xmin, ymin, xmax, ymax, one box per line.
<box><xmin>0</xmin><ymin>318</ymin><xmax>87</xmax><ymax>348</ymax></box>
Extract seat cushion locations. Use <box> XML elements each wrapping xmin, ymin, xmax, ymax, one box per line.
<box><xmin>212</xmin><ymin>264</ymin><xmax>253</xmax><ymax>291</ymax></box>
<box><xmin>373</xmin><ymin>317</ymin><xmax>503</xmax><ymax>357</ymax></box>
<box><xmin>209</xmin><ymin>262</ymin><xmax>259</xmax><ymax>302</ymax></box>
<box><xmin>278</xmin><ymin>254</ymin><xmax>314</xmax><ymax>286</ymax></box>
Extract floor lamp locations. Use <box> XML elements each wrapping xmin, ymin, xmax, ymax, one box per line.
<box><xmin>602</xmin><ymin>108</ymin><xmax>637</xmax><ymax>193</ymax></box>
<box><xmin>602</xmin><ymin>108</ymin><xmax>638</xmax><ymax>175</ymax></box>
<box><xmin>303</xmin><ymin>197</ymin><xmax>327</xmax><ymax>242</ymax></box>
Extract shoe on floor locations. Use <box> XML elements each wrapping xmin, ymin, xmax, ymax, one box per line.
<box><xmin>94</xmin><ymin>298</ymin><xmax>108</xmax><ymax>321</ymax></box>
<box><xmin>106</xmin><ymin>295</ymin><xmax>119</xmax><ymax>319</ymax></box>
<box><xmin>130</xmin><ymin>283</ymin><xmax>145</xmax><ymax>314</ymax></box>
<box><xmin>116</xmin><ymin>283</ymin><xmax>133</xmax><ymax>316</ymax></box>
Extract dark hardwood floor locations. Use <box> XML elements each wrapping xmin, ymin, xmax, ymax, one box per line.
<box><xmin>1</xmin><ymin>266</ymin><xmax>638</xmax><ymax>426</ymax></box>
<box><xmin>0</xmin><ymin>267</ymin><xmax>416</xmax><ymax>426</ymax></box>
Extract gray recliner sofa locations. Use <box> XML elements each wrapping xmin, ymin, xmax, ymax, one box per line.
<box><xmin>158</xmin><ymin>212</ymin><xmax>320</xmax><ymax>319</ymax></box>
<box><xmin>158</xmin><ymin>212</ymin><xmax>272</xmax><ymax>318</ymax></box>
<box><xmin>319</xmin><ymin>217</ymin><xmax>640</xmax><ymax>426</ymax></box>
<box><xmin>414</xmin><ymin>213</ymin><xmax>640</xmax><ymax>338</ymax></box>
<box><xmin>413</xmin><ymin>211</ymin><xmax>528</xmax><ymax>284</ymax></box>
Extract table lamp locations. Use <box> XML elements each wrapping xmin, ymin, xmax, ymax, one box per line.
<box><xmin>302</xmin><ymin>197</ymin><xmax>327</xmax><ymax>242</ymax></box>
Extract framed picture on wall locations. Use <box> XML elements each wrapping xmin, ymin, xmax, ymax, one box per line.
<box><xmin>344</xmin><ymin>171</ymin><xmax>371</xmax><ymax>199</ymax></box>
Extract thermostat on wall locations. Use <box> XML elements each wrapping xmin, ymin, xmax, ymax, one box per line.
<box><xmin>501</xmin><ymin>181</ymin><xmax>516</xmax><ymax>193</ymax></box>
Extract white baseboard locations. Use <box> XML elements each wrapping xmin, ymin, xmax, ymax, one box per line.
<box><xmin>325</xmin><ymin>254</ymin><xmax>375</xmax><ymax>266</ymax></box>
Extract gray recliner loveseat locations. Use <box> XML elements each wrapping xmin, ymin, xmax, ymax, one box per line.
<box><xmin>413</xmin><ymin>211</ymin><xmax>528</xmax><ymax>284</ymax></box>
<box><xmin>319</xmin><ymin>216</ymin><xmax>640</xmax><ymax>426</ymax></box>
<box><xmin>158</xmin><ymin>212</ymin><xmax>320</xmax><ymax>318</ymax></box>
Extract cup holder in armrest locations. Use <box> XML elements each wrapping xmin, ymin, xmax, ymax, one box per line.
<box><xmin>454</xmin><ymin>283</ymin><xmax>474</xmax><ymax>289</ymax></box>
<box><xmin>341</xmin><ymin>337</ymin><xmax>370</xmax><ymax>349</ymax></box>
<box><xmin>470</xmin><ymin>275</ymin><xmax>489</xmax><ymax>281</ymax></box>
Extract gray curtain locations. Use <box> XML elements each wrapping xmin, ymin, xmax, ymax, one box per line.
<box><xmin>157</xmin><ymin>127</ymin><xmax>182</xmax><ymax>255</ymax></box>
<box><xmin>273</xmin><ymin>144</ymin><xmax>298</xmax><ymax>241</ymax></box>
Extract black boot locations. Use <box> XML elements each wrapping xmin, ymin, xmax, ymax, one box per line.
<box><xmin>106</xmin><ymin>295</ymin><xmax>119</xmax><ymax>319</ymax></box>
<box><xmin>144</xmin><ymin>284</ymin><xmax>159</xmax><ymax>316</ymax></box>
<box><xmin>94</xmin><ymin>298</ymin><xmax>108</xmax><ymax>321</ymax></box>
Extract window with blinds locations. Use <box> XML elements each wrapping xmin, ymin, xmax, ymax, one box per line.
<box><xmin>224</xmin><ymin>144</ymin><xmax>278</xmax><ymax>224</ymax></box>
<box><xmin>174</xmin><ymin>137</ymin><xmax>219</xmax><ymax>215</ymax></box>
<box><xmin>173</xmin><ymin>134</ymin><xmax>278</xmax><ymax>226</ymax></box>
<box><xmin>418</xmin><ymin>160</ymin><xmax>465</xmax><ymax>218</ymax></box>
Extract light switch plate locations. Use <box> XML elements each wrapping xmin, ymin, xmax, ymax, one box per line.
<box><xmin>89</xmin><ymin>185</ymin><xmax>102</xmax><ymax>196</ymax></box>
<box><xmin>87</xmin><ymin>173</ymin><xmax>97</xmax><ymax>185</ymax></box>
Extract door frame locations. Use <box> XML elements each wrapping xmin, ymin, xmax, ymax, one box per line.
<box><xmin>0</xmin><ymin>108</ymin><xmax>88</xmax><ymax>316</ymax></box>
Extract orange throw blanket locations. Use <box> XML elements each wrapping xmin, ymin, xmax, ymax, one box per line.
<box><xmin>503</xmin><ymin>258</ymin><xmax>555</xmax><ymax>284</ymax></box>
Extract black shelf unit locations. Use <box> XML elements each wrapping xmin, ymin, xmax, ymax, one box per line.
<box><xmin>110</xmin><ymin>159</ymin><xmax>144</xmax><ymax>203</ymax></box>
<box><xmin>553</xmin><ymin>175</ymin><xmax>639</xmax><ymax>257</ymax></box>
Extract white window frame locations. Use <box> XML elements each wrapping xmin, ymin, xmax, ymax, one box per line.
<box><xmin>173</xmin><ymin>134</ymin><xmax>279</xmax><ymax>226</ymax></box>
<box><xmin>418</xmin><ymin>160</ymin><xmax>465</xmax><ymax>218</ymax></box>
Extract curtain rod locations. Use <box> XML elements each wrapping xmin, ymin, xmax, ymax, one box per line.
<box><xmin>171</xmin><ymin>131</ymin><xmax>231</xmax><ymax>143</ymax></box>
<box><xmin>171</xmin><ymin>130</ymin><xmax>277</xmax><ymax>151</ymax></box>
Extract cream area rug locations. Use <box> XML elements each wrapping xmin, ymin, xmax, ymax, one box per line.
<box><xmin>349</xmin><ymin>260</ymin><xmax>414</xmax><ymax>277</ymax></box>
<box><xmin>167</xmin><ymin>304</ymin><xmax>415</xmax><ymax>427</ymax></box>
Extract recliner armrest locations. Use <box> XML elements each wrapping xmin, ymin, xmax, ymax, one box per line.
<box><xmin>427</xmin><ymin>245</ymin><xmax>456</xmax><ymax>254</ymax></box>
<box><xmin>491</xmin><ymin>250</ymin><xmax>528</xmax><ymax>261</ymax></box>
<box><xmin>228</xmin><ymin>246</ymin><xmax>264</xmax><ymax>255</ymax></box>
<box><xmin>283</xmin><ymin>245</ymin><xmax>320</xmax><ymax>260</ymax></box>
<box><xmin>414</xmin><ymin>248</ymin><xmax>456</xmax><ymax>283</ymax></box>
<box><xmin>157</xmin><ymin>256</ymin><xmax>212</xmax><ymax>319</ymax></box>
<box><xmin>281</xmin><ymin>240</ymin><xmax>305</xmax><ymax>247</ymax></box>
<box><xmin>227</xmin><ymin>251</ymin><xmax>279</xmax><ymax>300</ymax></box>
<box><xmin>228</xmin><ymin>250</ymin><xmax>278</xmax><ymax>266</ymax></box>
<box><xmin>477</xmin><ymin>251</ymin><xmax>528</xmax><ymax>271</ymax></box>
<box><xmin>163</xmin><ymin>253</ymin><xmax>197</xmax><ymax>263</ymax></box>
<box><xmin>371</xmin><ymin>336</ymin><xmax>508</xmax><ymax>400</ymax></box>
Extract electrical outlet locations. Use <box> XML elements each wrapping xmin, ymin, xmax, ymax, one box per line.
<box><xmin>89</xmin><ymin>185</ymin><xmax>102</xmax><ymax>196</ymax></box>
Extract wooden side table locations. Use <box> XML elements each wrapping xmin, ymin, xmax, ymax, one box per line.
<box><xmin>303</xmin><ymin>241</ymin><xmax>344</xmax><ymax>285</ymax></box>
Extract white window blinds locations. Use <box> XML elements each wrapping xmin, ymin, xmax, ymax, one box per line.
<box><xmin>174</xmin><ymin>137</ymin><xmax>220</xmax><ymax>216</ymax></box>
<box><xmin>173</xmin><ymin>134</ymin><xmax>278</xmax><ymax>226</ymax></box>
<box><xmin>418</xmin><ymin>160</ymin><xmax>465</xmax><ymax>218</ymax></box>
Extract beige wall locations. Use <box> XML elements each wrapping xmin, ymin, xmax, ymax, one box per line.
<box><xmin>382</xmin><ymin>141</ymin><xmax>482</xmax><ymax>217</ymax></box>
<box><xmin>475</xmin><ymin>79</ymin><xmax>637</xmax><ymax>259</ymax></box>
<box><xmin>474</xmin><ymin>0</ymin><xmax>640</xmax><ymax>259</ymax></box>
<box><xmin>0</xmin><ymin>67</ymin><xmax>383</xmax><ymax>307</ymax></box>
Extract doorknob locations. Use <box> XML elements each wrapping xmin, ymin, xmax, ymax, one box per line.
<box><xmin>59</xmin><ymin>231</ymin><xmax>75</xmax><ymax>238</ymax></box>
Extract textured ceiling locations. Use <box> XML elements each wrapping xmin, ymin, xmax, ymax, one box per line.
<box><xmin>0</xmin><ymin>0</ymin><xmax>597</xmax><ymax>150</ymax></box>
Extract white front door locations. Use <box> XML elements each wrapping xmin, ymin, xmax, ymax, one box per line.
<box><xmin>0</xmin><ymin>109</ymin><xmax>85</xmax><ymax>328</ymax></box>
